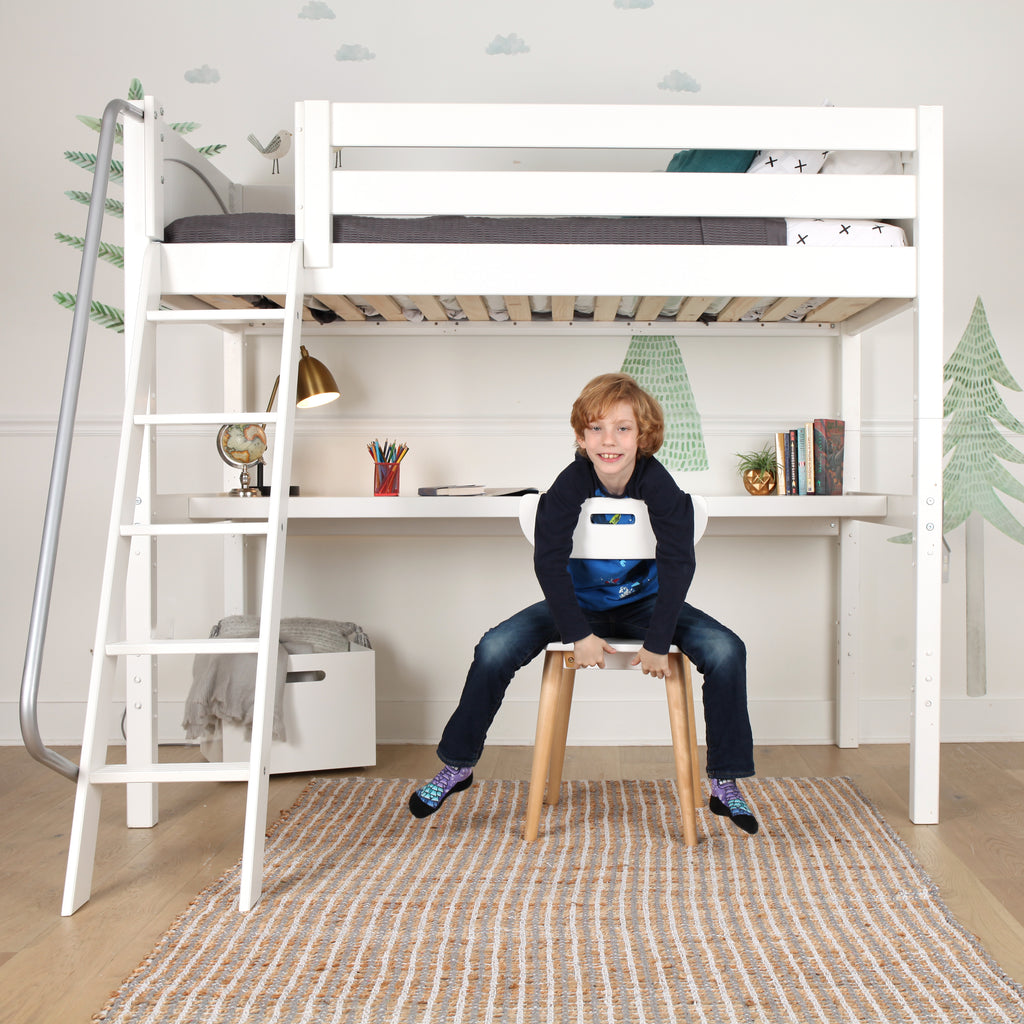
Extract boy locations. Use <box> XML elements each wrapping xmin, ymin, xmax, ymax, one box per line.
<box><xmin>409</xmin><ymin>372</ymin><xmax>757</xmax><ymax>834</ymax></box>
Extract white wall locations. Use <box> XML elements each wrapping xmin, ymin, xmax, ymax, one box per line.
<box><xmin>3</xmin><ymin>0</ymin><xmax>1024</xmax><ymax>751</ymax></box>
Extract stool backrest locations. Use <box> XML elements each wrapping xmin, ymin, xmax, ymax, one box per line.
<box><xmin>518</xmin><ymin>493</ymin><xmax>708</xmax><ymax>555</ymax></box>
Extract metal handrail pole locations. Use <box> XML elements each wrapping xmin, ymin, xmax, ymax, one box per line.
<box><xmin>20</xmin><ymin>98</ymin><xmax>144</xmax><ymax>780</ymax></box>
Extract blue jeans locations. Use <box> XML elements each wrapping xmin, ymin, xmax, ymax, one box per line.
<box><xmin>437</xmin><ymin>595</ymin><xmax>754</xmax><ymax>779</ymax></box>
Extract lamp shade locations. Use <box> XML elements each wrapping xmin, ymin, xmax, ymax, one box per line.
<box><xmin>296</xmin><ymin>345</ymin><xmax>340</xmax><ymax>408</ymax></box>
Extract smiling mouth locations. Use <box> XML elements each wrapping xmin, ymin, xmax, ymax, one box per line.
<box><xmin>597</xmin><ymin>453</ymin><xmax>622</xmax><ymax>461</ymax></box>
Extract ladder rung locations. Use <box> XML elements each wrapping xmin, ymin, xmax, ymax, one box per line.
<box><xmin>90</xmin><ymin>762</ymin><xmax>250</xmax><ymax>784</ymax></box>
<box><xmin>148</xmin><ymin>308</ymin><xmax>289</xmax><ymax>324</ymax></box>
<box><xmin>134</xmin><ymin>412</ymin><xmax>280</xmax><ymax>426</ymax></box>
<box><xmin>121</xmin><ymin>522</ymin><xmax>270</xmax><ymax>537</ymax></box>
<box><xmin>106</xmin><ymin>638</ymin><xmax>261</xmax><ymax>656</ymax></box>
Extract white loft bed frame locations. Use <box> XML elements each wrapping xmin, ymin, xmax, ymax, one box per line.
<box><xmin>124</xmin><ymin>98</ymin><xmax>943</xmax><ymax>823</ymax></box>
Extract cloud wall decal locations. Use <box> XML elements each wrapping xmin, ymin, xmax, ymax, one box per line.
<box><xmin>658</xmin><ymin>70</ymin><xmax>700</xmax><ymax>92</ymax></box>
<box><xmin>335</xmin><ymin>43</ymin><xmax>376</xmax><ymax>61</ymax></box>
<box><xmin>486</xmin><ymin>33</ymin><xmax>530</xmax><ymax>55</ymax></box>
<box><xmin>614</xmin><ymin>0</ymin><xmax>654</xmax><ymax>8</ymax></box>
<box><xmin>299</xmin><ymin>1</ymin><xmax>335</xmax><ymax>18</ymax></box>
<box><xmin>184</xmin><ymin>65</ymin><xmax>220</xmax><ymax>84</ymax></box>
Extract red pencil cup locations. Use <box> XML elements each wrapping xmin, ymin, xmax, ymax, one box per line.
<box><xmin>373</xmin><ymin>461</ymin><xmax>400</xmax><ymax>496</ymax></box>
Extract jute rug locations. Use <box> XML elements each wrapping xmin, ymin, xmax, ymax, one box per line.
<box><xmin>96</xmin><ymin>777</ymin><xmax>1024</xmax><ymax>1023</ymax></box>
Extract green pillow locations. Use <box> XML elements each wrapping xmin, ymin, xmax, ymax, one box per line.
<box><xmin>666</xmin><ymin>149</ymin><xmax>757</xmax><ymax>172</ymax></box>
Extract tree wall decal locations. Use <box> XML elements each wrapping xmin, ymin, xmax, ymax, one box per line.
<box><xmin>892</xmin><ymin>296</ymin><xmax>1024</xmax><ymax>696</ymax></box>
<box><xmin>620</xmin><ymin>334</ymin><xmax>709</xmax><ymax>471</ymax></box>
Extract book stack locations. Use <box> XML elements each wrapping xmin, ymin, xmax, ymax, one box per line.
<box><xmin>773</xmin><ymin>419</ymin><xmax>845</xmax><ymax>495</ymax></box>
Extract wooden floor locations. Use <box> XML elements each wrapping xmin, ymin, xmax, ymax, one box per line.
<box><xmin>3</xmin><ymin>741</ymin><xmax>1024</xmax><ymax>1024</ymax></box>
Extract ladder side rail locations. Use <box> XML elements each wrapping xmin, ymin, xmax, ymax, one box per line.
<box><xmin>63</xmin><ymin>242</ymin><xmax>162</xmax><ymax>916</ymax></box>
<box><xmin>21</xmin><ymin>98</ymin><xmax>144</xmax><ymax>782</ymax></box>
<box><xmin>238</xmin><ymin>240</ymin><xmax>305</xmax><ymax>912</ymax></box>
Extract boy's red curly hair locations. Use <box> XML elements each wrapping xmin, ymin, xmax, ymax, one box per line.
<box><xmin>570</xmin><ymin>372</ymin><xmax>665</xmax><ymax>457</ymax></box>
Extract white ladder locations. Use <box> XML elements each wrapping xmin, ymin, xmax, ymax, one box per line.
<box><xmin>62</xmin><ymin>238</ymin><xmax>305</xmax><ymax>916</ymax></box>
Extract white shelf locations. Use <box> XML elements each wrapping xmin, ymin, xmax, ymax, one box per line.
<box><xmin>186</xmin><ymin>493</ymin><xmax>888</xmax><ymax>537</ymax></box>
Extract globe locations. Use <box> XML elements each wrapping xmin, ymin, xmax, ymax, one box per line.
<box><xmin>217</xmin><ymin>423</ymin><xmax>268</xmax><ymax>468</ymax></box>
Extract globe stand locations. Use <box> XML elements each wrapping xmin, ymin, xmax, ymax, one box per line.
<box><xmin>236</xmin><ymin>466</ymin><xmax>261</xmax><ymax>498</ymax></box>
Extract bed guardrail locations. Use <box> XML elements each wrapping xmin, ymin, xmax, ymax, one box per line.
<box><xmin>20</xmin><ymin>97</ymin><xmax>144</xmax><ymax>781</ymax></box>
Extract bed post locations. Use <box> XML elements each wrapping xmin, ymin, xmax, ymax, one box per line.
<box><xmin>909</xmin><ymin>105</ymin><xmax>944</xmax><ymax>824</ymax></box>
<box><xmin>295</xmin><ymin>100</ymin><xmax>331</xmax><ymax>268</ymax></box>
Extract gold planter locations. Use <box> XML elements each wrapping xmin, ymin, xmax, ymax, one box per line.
<box><xmin>742</xmin><ymin>469</ymin><xmax>776</xmax><ymax>495</ymax></box>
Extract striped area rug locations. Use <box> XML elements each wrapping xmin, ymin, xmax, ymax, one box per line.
<box><xmin>96</xmin><ymin>777</ymin><xmax>1024</xmax><ymax>1023</ymax></box>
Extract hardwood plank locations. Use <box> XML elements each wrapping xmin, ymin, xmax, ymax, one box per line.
<box><xmin>503</xmin><ymin>295</ymin><xmax>533</xmax><ymax>321</ymax></box>
<box><xmin>634</xmin><ymin>296</ymin><xmax>668</xmax><ymax>320</ymax></box>
<box><xmin>455</xmin><ymin>295</ymin><xmax>490</xmax><ymax>321</ymax></box>
<box><xmin>313</xmin><ymin>293</ymin><xmax>366</xmax><ymax>320</ymax></box>
<box><xmin>676</xmin><ymin>296</ymin><xmax>714</xmax><ymax>321</ymax></box>
<box><xmin>593</xmin><ymin>296</ymin><xmax>621</xmax><ymax>321</ymax></box>
<box><xmin>365</xmin><ymin>294</ymin><xmax>406</xmax><ymax>321</ymax></box>
<box><xmin>409</xmin><ymin>295</ymin><xmax>449</xmax><ymax>321</ymax></box>
<box><xmin>6</xmin><ymin>741</ymin><xmax>1024</xmax><ymax>1024</ymax></box>
<box><xmin>551</xmin><ymin>296</ymin><xmax>576</xmax><ymax>322</ymax></box>
<box><xmin>194</xmin><ymin>294</ymin><xmax>255</xmax><ymax>310</ymax></box>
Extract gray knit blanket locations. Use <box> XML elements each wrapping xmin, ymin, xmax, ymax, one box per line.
<box><xmin>181</xmin><ymin>617</ymin><xmax>372</xmax><ymax>744</ymax></box>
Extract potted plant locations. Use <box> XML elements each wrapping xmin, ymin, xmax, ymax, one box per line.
<box><xmin>735</xmin><ymin>443</ymin><xmax>778</xmax><ymax>495</ymax></box>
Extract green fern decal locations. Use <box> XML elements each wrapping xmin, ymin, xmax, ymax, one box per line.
<box><xmin>65</xmin><ymin>191</ymin><xmax>124</xmax><ymax>217</ymax></box>
<box><xmin>64</xmin><ymin>151</ymin><xmax>124</xmax><ymax>183</ymax></box>
<box><xmin>55</xmin><ymin>233</ymin><xmax>125</xmax><ymax>269</ymax></box>
<box><xmin>53</xmin><ymin>292</ymin><xmax>125</xmax><ymax>333</ymax></box>
<box><xmin>56</xmin><ymin>77</ymin><xmax>226</xmax><ymax>331</ymax></box>
<box><xmin>76</xmin><ymin>115</ymin><xmax>123</xmax><ymax>144</ymax></box>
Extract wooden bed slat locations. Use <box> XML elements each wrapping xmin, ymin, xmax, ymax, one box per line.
<box><xmin>196</xmin><ymin>295</ymin><xmax>257</xmax><ymax>310</ymax></box>
<box><xmin>456</xmin><ymin>295</ymin><xmax>490</xmax><ymax>321</ymax></box>
<box><xmin>593</xmin><ymin>296</ymin><xmax>621</xmax><ymax>322</ymax></box>
<box><xmin>676</xmin><ymin>297</ymin><xmax>714</xmax><ymax>322</ymax></box>
<box><xmin>366</xmin><ymin>295</ymin><xmax>407</xmax><ymax>321</ymax></box>
<box><xmin>760</xmin><ymin>297</ymin><xmax>811</xmax><ymax>322</ymax></box>
<box><xmin>314</xmin><ymin>294</ymin><xmax>366</xmax><ymax>321</ymax></box>
<box><xmin>717</xmin><ymin>297</ymin><xmax>762</xmax><ymax>323</ymax></box>
<box><xmin>503</xmin><ymin>296</ymin><xmax>533</xmax><ymax>321</ymax></box>
<box><xmin>804</xmin><ymin>297</ymin><xmax>879</xmax><ymax>323</ymax></box>
<box><xmin>635</xmin><ymin>296</ymin><xmax>669</xmax><ymax>320</ymax></box>
<box><xmin>410</xmin><ymin>295</ymin><xmax>450</xmax><ymax>321</ymax></box>
<box><xmin>160</xmin><ymin>295</ymin><xmax>218</xmax><ymax>311</ymax></box>
<box><xmin>551</xmin><ymin>296</ymin><xmax>576</xmax><ymax>322</ymax></box>
<box><xmin>266</xmin><ymin>295</ymin><xmax>316</xmax><ymax>321</ymax></box>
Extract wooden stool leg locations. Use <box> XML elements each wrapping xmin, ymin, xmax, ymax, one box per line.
<box><xmin>544</xmin><ymin>663</ymin><xmax>576</xmax><ymax>806</ymax></box>
<box><xmin>525</xmin><ymin>651</ymin><xmax>563</xmax><ymax>841</ymax></box>
<box><xmin>682</xmin><ymin>655</ymin><xmax>702</xmax><ymax>807</ymax></box>
<box><xmin>665</xmin><ymin>654</ymin><xmax>699</xmax><ymax>847</ymax></box>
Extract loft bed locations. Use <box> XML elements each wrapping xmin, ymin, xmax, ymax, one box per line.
<box><xmin>124</xmin><ymin>98</ymin><xmax>943</xmax><ymax>823</ymax></box>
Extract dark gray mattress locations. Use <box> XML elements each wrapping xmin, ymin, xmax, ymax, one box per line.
<box><xmin>164</xmin><ymin>213</ymin><xmax>787</xmax><ymax>246</ymax></box>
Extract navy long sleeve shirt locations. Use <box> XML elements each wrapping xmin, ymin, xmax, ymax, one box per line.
<box><xmin>533</xmin><ymin>453</ymin><xmax>696</xmax><ymax>654</ymax></box>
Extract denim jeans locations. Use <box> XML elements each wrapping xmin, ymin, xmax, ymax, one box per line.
<box><xmin>437</xmin><ymin>595</ymin><xmax>754</xmax><ymax>779</ymax></box>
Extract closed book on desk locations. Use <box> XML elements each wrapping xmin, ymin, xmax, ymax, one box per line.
<box><xmin>812</xmin><ymin>419</ymin><xmax>845</xmax><ymax>495</ymax></box>
<box><xmin>418</xmin><ymin>485</ymin><xmax>539</xmax><ymax>497</ymax></box>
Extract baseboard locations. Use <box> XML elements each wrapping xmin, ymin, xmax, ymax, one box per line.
<box><xmin>5</xmin><ymin>697</ymin><xmax>1023</xmax><ymax>747</ymax></box>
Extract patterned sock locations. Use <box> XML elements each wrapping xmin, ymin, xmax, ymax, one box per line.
<box><xmin>709</xmin><ymin>778</ymin><xmax>759</xmax><ymax>835</ymax></box>
<box><xmin>408</xmin><ymin>764</ymin><xmax>474</xmax><ymax>819</ymax></box>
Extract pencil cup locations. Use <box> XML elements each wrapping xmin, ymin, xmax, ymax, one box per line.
<box><xmin>373</xmin><ymin>461</ymin><xmax>400</xmax><ymax>496</ymax></box>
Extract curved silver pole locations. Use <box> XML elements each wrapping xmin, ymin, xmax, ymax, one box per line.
<box><xmin>20</xmin><ymin>98</ymin><xmax>144</xmax><ymax>780</ymax></box>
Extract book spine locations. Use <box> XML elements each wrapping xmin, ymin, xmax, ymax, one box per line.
<box><xmin>775</xmin><ymin>432</ymin><xmax>787</xmax><ymax>495</ymax></box>
<box><xmin>796</xmin><ymin>426</ymin><xmax>808</xmax><ymax>495</ymax></box>
<box><xmin>787</xmin><ymin>429</ymin><xmax>798</xmax><ymax>495</ymax></box>
<box><xmin>805</xmin><ymin>421</ymin><xmax>815</xmax><ymax>494</ymax></box>
<box><xmin>812</xmin><ymin>418</ymin><xmax>845</xmax><ymax>495</ymax></box>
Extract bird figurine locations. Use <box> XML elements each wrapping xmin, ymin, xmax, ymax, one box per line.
<box><xmin>247</xmin><ymin>129</ymin><xmax>293</xmax><ymax>174</ymax></box>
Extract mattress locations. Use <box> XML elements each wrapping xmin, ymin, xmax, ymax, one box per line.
<box><xmin>164</xmin><ymin>213</ymin><xmax>788</xmax><ymax>246</ymax></box>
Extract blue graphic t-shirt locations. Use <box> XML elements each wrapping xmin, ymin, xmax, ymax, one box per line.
<box><xmin>568</xmin><ymin>488</ymin><xmax>659</xmax><ymax>611</ymax></box>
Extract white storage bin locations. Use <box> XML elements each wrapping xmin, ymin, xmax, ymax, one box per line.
<box><xmin>221</xmin><ymin>645</ymin><xmax>376</xmax><ymax>773</ymax></box>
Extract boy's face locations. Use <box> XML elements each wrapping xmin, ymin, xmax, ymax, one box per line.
<box><xmin>576</xmin><ymin>399</ymin><xmax>639</xmax><ymax>495</ymax></box>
